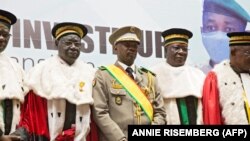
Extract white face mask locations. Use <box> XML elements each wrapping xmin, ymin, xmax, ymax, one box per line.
<box><xmin>202</xmin><ymin>31</ymin><xmax>230</xmax><ymax>64</ymax></box>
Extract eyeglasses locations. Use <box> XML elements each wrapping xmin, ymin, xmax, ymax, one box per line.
<box><xmin>61</xmin><ymin>40</ymin><xmax>82</xmax><ymax>47</ymax></box>
<box><xmin>0</xmin><ymin>31</ymin><xmax>11</xmax><ymax>38</ymax></box>
<box><xmin>171</xmin><ymin>46</ymin><xmax>189</xmax><ymax>52</ymax></box>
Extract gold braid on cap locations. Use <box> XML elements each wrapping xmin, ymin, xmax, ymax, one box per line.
<box><xmin>230</xmin><ymin>36</ymin><xmax>250</xmax><ymax>41</ymax></box>
<box><xmin>55</xmin><ymin>26</ymin><xmax>84</xmax><ymax>40</ymax></box>
<box><xmin>164</xmin><ymin>41</ymin><xmax>188</xmax><ymax>46</ymax></box>
<box><xmin>0</xmin><ymin>15</ymin><xmax>11</xmax><ymax>24</ymax></box>
<box><xmin>230</xmin><ymin>41</ymin><xmax>250</xmax><ymax>44</ymax></box>
<box><xmin>164</xmin><ymin>34</ymin><xmax>189</xmax><ymax>40</ymax></box>
<box><xmin>114</xmin><ymin>38</ymin><xmax>140</xmax><ymax>45</ymax></box>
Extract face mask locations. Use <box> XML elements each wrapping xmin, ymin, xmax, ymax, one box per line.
<box><xmin>201</xmin><ymin>31</ymin><xmax>230</xmax><ymax>64</ymax></box>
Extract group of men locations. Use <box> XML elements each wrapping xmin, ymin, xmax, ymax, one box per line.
<box><xmin>0</xmin><ymin>0</ymin><xmax>250</xmax><ymax>141</ymax></box>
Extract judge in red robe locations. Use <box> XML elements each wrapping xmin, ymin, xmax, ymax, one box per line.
<box><xmin>0</xmin><ymin>9</ymin><xmax>28</xmax><ymax>141</ymax></box>
<box><xmin>10</xmin><ymin>22</ymin><xmax>99</xmax><ymax>141</ymax></box>
<box><xmin>203</xmin><ymin>31</ymin><xmax>250</xmax><ymax>125</ymax></box>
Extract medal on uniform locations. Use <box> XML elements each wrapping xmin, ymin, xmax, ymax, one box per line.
<box><xmin>112</xmin><ymin>80</ymin><xmax>123</xmax><ymax>89</ymax></box>
<box><xmin>142</xmin><ymin>86</ymin><xmax>150</xmax><ymax>96</ymax></box>
<box><xmin>79</xmin><ymin>81</ymin><xmax>85</xmax><ymax>92</ymax></box>
<box><xmin>115</xmin><ymin>96</ymin><xmax>122</xmax><ymax>105</ymax></box>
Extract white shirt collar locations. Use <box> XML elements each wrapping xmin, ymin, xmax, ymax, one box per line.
<box><xmin>117</xmin><ymin>61</ymin><xmax>135</xmax><ymax>71</ymax></box>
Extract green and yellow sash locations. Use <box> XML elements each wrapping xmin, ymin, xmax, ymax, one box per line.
<box><xmin>243</xmin><ymin>91</ymin><xmax>250</xmax><ymax>124</ymax></box>
<box><xmin>104</xmin><ymin>65</ymin><xmax>153</xmax><ymax>122</ymax></box>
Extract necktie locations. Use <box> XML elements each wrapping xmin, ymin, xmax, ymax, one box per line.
<box><xmin>126</xmin><ymin>67</ymin><xmax>134</xmax><ymax>80</ymax></box>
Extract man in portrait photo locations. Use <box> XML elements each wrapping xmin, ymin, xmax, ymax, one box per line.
<box><xmin>200</xmin><ymin>0</ymin><xmax>250</xmax><ymax>74</ymax></box>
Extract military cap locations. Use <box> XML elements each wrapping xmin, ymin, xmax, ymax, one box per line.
<box><xmin>203</xmin><ymin>0</ymin><xmax>250</xmax><ymax>23</ymax></box>
<box><xmin>0</xmin><ymin>9</ymin><xmax>17</xmax><ymax>29</ymax></box>
<box><xmin>109</xmin><ymin>26</ymin><xmax>141</xmax><ymax>47</ymax></box>
<box><xmin>52</xmin><ymin>22</ymin><xmax>88</xmax><ymax>40</ymax></box>
<box><xmin>161</xmin><ymin>28</ymin><xmax>193</xmax><ymax>47</ymax></box>
<box><xmin>227</xmin><ymin>31</ymin><xmax>250</xmax><ymax>46</ymax></box>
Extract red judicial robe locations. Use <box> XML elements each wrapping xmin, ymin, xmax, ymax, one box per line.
<box><xmin>18</xmin><ymin>91</ymin><xmax>99</xmax><ymax>141</ymax></box>
<box><xmin>15</xmin><ymin>56</ymin><xmax>99</xmax><ymax>141</ymax></box>
<box><xmin>202</xmin><ymin>60</ymin><xmax>249</xmax><ymax>124</ymax></box>
<box><xmin>202</xmin><ymin>71</ymin><xmax>223</xmax><ymax>124</ymax></box>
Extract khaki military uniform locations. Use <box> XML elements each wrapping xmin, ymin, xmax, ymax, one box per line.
<box><xmin>92</xmin><ymin>62</ymin><xmax>166</xmax><ymax>141</ymax></box>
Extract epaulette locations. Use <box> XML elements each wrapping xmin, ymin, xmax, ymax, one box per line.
<box><xmin>98</xmin><ymin>66</ymin><xmax>107</xmax><ymax>70</ymax></box>
<box><xmin>139</xmin><ymin>67</ymin><xmax>156</xmax><ymax>76</ymax></box>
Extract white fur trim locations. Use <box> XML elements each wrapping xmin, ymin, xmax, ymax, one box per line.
<box><xmin>10</xmin><ymin>99</ymin><xmax>21</xmax><ymax>134</ymax></box>
<box><xmin>151</xmin><ymin>62</ymin><xmax>205</xmax><ymax>98</ymax></box>
<box><xmin>213</xmin><ymin>60</ymin><xmax>248</xmax><ymax>124</ymax></box>
<box><xmin>47</xmin><ymin>100</ymin><xmax>90</xmax><ymax>141</ymax></box>
<box><xmin>164</xmin><ymin>98</ymin><xmax>180</xmax><ymax>124</ymax></box>
<box><xmin>0</xmin><ymin>99</ymin><xmax>21</xmax><ymax>134</ymax></box>
<box><xmin>48</xmin><ymin>99</ymin><xmax>66</xmax><ymax>141</ymax></box>
<box><xmin>25</xmin><ymin>56</ymin><xmax>96</xmax><ymax>105</ymax></box>
<box><xmin>0</xmin><ymin>53</ymin><xmax>26</xmax><ymax>102</ymax></box>
<box><xmin>74</xmin><ymin>105</ymin><xmax>90</xmax><ymax>141</ymax></box>
<box><xmin>0</xmin><ymin>53</ymin><xmax>25</xmax><ymax>134</ymax></box>
<box><xmin>152</xmin><ymin>62</ymin><xmax>204</xmax><ymax>124</ymax></box>
<box><xmin>164</xmin><ymin>98</ymin><xmax>203</xmax><ymax>124</ymax></box>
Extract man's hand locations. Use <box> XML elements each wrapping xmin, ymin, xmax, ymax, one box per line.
<box><xmin>0</xmin><ymin>135</ymin><xmax>23</xmax><ymax>141</ymax></box>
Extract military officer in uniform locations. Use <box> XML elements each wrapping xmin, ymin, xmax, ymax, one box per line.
<box><xmin>92</xmin><ymin>26</ymin><xmax>166</xmax><ymax>141</ymax></box>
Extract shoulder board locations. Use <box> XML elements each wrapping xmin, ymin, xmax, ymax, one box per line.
<box><xmin>140</xmin><ymin>67</ymin><xmax>156</xmax><ymax>76</ymax></box>
<box><xmin>98</xmin><ymin>66</ymin><xmax>107</xmax><ymax>70</ymax></box>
